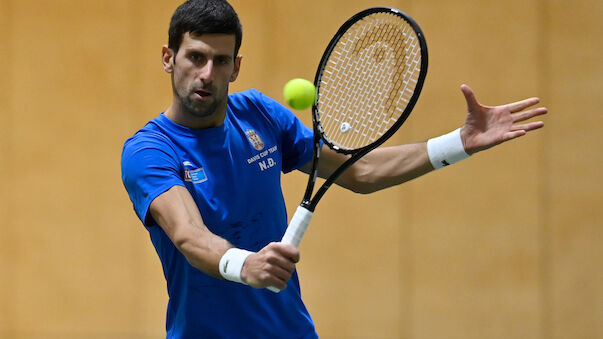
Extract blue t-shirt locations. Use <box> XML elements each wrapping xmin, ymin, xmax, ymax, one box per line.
<box><xmin>121</xmin><ymin>89</ymin><xmax>318</xmax><ymax>338</ymax></box>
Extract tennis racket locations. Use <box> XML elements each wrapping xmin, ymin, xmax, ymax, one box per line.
<box><xmin>269</xmin><ymin>7</ymin><xmax>428</xmax><ymax>292</ymax></box>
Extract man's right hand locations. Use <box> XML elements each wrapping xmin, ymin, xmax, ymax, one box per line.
<box><xmin>240</xmin><ymin>242</ymin><xmax>300</xmax><ymax>289</ymax></box>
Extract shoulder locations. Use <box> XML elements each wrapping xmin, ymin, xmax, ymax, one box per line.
<box><xmin>229</xmin><ymin>89</ymin><xmax>290</xmax><ymax>115</ymax></box>
<box><xmin>121</xmin><ymin>121</ymin><xmax>181</xmax><ymax>178</ymax></box>
<box><xmin>122</xmin><ymin>117</ymin><xmax>177</xmax><ymax>158</ymax></box>
<box><xmin>228</xmin><ymin>88</ymin><xmax>267</xmax><ymax>106</ymax></box>
<box><xmin>228</xmin><ymin>89</ymin><xmax>300</xmax><ymax>127</ymax></box>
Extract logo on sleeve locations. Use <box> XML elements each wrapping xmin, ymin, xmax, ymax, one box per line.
<box><xmin>183</xmin><ymin>161</ymin><xmax>207</xmax><ymax>184</ymax></box>
<box><xmin>245</xmin><ymin>129</ymin><xmax>265</xmax><ymax>151</ymax></box>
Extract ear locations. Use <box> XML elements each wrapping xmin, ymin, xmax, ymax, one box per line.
<box><xmin>230</xmin><ymin>55</ymin><xmax>243</xmax><ymax>82</ymax></box>
<box><xmin>162</xmin><ymin>45</ymin><xmax>175</xmax><ymax>73</ymax></box>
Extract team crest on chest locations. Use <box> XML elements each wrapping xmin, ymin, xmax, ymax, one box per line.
<box><xmin>245</xmin><ymin>129</ymin><xmax>265</xmax><ymax>151</ymax></box>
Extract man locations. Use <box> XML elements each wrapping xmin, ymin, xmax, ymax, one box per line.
<box><xmin>121</xmin><ymin>0</ymin><xmax>547</xmax><ymax>338</ymax></box>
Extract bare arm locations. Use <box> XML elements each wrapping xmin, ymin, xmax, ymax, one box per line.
<box><xmin>300</xmin><ymin>142</ymin><xmax>433</xmax><ymax>194</ymax></box>
<box><xmin>149</xmin><ymin>185</ymin><xmax>299</xmax><ymax>289</ymax></box>
<box><xmin>301</xmin><ymin>84</ymin><xmax>547</xmax><ymax>193</ymax></box>
<box><xmin>149</xmin><ymin>185</ymin><xmax>233</xmax><ymax>278</ymax></box>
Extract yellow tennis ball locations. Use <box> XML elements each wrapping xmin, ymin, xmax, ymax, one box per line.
<box><xmin>283</xmin><ymin>78</ymin><xmax>316</xmax><ymax>110</ymax></box>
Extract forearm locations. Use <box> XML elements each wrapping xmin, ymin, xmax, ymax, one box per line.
<box><xmin>149</xmin><ymin>185</ymin><xmax>299</xmax><ymax>288</ymax></box>
<box><xmin>336</xmin><ymin>142</ymin><xmax>433</xmax><ymax>194</ymax></box>
<box><xmin>150</xmin><ymin>185</ymin><xmax>233</xmax><ymax>279</ymax></box>
<box><xmin>172</xmin><ymin>224</ymin><xmax>233</xmax><ymax>279</ymax></box>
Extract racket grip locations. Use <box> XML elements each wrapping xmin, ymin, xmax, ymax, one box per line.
<box><xmin>281</xmin><ymin>205</ymin><xmax>314</xmax><ymax>247</ymax></box>
<box><xmin>267</xmin><ymin>206</ymin><xmax>313</xmax><ymax>293</ymax></box>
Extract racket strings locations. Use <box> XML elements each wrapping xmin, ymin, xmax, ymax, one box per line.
<box><xmin>359</xmin><ymin>24</ymin><xmax>402</xmax><ymax>145</ymax></box>
<box><xmin>317</xmin><ymin>12</ymin><xmax>423</xmax><ymax>151</ymax></box>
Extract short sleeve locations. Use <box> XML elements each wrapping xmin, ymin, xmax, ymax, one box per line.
<box><xmin>254</xmin><ymin>91</ymin><xmax>315</xmax><ymax>173</ymax></box>
<box><xmin>121</xmin><ymin>134</ymin><xmax>184</xmax><ymax>226</ymax></box>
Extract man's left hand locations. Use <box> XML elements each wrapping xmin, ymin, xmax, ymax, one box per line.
<box><xmin>459</xmin><ymin>84</ymin><xmax>548</xmax><ymax>155</ymax></box>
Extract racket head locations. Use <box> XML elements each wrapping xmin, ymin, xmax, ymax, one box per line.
<box><xmin>312</xmin><ymin>7</ymin><xmax>428</xmax><ymax>154</ymax></box>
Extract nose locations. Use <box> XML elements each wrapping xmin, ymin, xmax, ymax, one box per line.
<box><xmin>199</xmin><ymin>60</ymin><xmax>214</xmax><ymax>84</ymax></box>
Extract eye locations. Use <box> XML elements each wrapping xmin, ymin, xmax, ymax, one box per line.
<box><xmin>189</xmin><ymin>53</ymin><xmax>205</xmax><ymax>63</ymax></box>
<box><xmin>216</xmin><ymin>56</ymin><xmax>231</xmax><ymax>65</ymax></box>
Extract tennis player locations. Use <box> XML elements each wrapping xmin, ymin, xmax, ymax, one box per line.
<box><xmin>120</xmin><ymin>0</ymin><xmax>547</xmax><ymax>338</ymax></box>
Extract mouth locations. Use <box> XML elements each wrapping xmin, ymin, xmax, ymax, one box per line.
<box><xmin>193</xmin><ymin>89</ymin><xmax>212</xmax><ymax>99</ymax></box>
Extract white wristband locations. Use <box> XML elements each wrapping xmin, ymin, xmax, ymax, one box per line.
<box><xmin>427</xmin><ymin>128</ymin><xmax>470</xmax><ymax>169</ymax></box>
<box><xmin>219</xmin><ymin>248</ymin><xmax>253</xmax><ymax>284</ymax></box>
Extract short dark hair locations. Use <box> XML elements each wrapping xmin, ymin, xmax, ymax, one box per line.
<box><xmin>168</xmin><ymin>0</ymin><xmax>242</xmax><ymax>57</ymax></box>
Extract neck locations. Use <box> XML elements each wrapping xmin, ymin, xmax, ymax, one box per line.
<box><xmin>164</xmin><ymin>98</ymin><xmax>227</xmax><ymax>129</ymax></box>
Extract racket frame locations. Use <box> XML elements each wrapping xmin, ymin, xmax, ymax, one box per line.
<box><xmin>302</xmin><ymin>6</ymin><xmax>429</xmax><ymax>212</ymax></box>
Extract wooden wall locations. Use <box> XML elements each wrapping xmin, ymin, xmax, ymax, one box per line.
<box><xmin>0</xmin><ymin>0</ymin><xmax>601</xmax><ymax>338</ymax></box>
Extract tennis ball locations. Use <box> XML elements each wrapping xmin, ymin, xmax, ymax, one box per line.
<box><xmin>283</xmin><ymin>78</ymin><xmax>316</xmax><ymax>110</ymax></box>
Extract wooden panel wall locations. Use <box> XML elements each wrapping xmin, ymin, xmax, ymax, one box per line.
<box><xmin>0</xmin><ymin>0</ymin><xmax>600</xmax><ymax>338</ymax></box>
<box><xmin>0</xmin><ymin>0</ymin><xmax>14</xmax><ymax>335</ymax></box>
<box><xmin>546</xmin><ymin>0</ymin><xmax>603</xmax><ymax>338</ymax></box>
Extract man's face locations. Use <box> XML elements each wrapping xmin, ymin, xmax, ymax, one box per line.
<box><xmin>166</xmin><ymin>32</ymin><xmax>241</xmax><ymax>126</ymax></box>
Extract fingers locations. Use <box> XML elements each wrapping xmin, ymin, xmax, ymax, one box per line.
<box><xmin>260</xmin><ymin>261</ymin><xmax>293</xmax><ymax>290</ymax></box>
<box><xmin>512</xmin><ymin>121</ymin><xmax>545</xmax><ymax>132</ymax></box>
<box><xmin>502</xmin><ymin>121</ymin><xmax>545</xmax><ymax>143</ymax></box>
<box><xmin>264</xmin><ymin>244</ymin><xmax>298</xmax><ymax>275</ymax></box>
<box><xmin>510</xmin><ymin>106</ymin><xmax>546</xmax><ymax>134</ymax></box>
<box><xmin>503</xmin><ymin>130</ymin><xmax>527</xmax><ymax>142</ymax></box>
<box><xmin>268</xmin><ymin>242</ymin><xmax>300</xmax><ymax>263</ymax></box>
<box><xmin>242</xmin><ymin>242</ymin><xmax>300</xmax><ymax>289</ymax></box>
<box><xmin>460</xmin><ymin>84</ymin><xmax>481</xmax><ymax>113</ymax></box>
<box><xmin>512</xmin><ymin>107</ymin><xmax>548</xmax><ymax>123</ymax></box>
<box><xmin>261</xmin><ymin>244</ymin><xmax>298</xmax><ymax>289</ymax></box>
<box><xmin>462</xmin><ymin>84</ymin><xmax>545</xmax><ymax>115</ymax></box>
<box><xmin>506</xmin><ymin>97</ymin><xmax>541</xmax><ymax>113</ymax></box>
